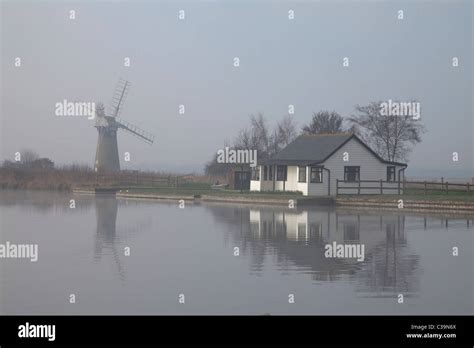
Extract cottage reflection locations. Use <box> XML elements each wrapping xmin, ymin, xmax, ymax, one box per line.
<box><xmin>210</xmin><ymin>205</ymin><xmax>420</xmax><ymax>294</ymax></box>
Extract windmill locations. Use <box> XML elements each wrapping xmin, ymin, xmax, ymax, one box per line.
<box><xmin>94</xmin><ymin>79</ymin><xmax>154</xmax><ymax>172</ymax></box>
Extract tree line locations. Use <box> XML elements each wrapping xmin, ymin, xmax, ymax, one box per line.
<box><xmin>205</xmin><ymin>100</ymin><xmax>425</xmax><ymax>176</ymax></box>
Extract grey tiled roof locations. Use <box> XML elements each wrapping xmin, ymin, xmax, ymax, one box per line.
<box><xmin>263</xmin><ymin>133</ymin><xmax>352</xmax><ymax>165</ymax></box>
<box><xmin>262</xmin><ymin>133</ymin><xmax>407</xmax><ymax>167</ymax></box>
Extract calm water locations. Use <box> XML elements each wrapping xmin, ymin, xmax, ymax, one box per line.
<box><xmin>0</xmin><ymin>190</ymin><xmax>473</xmax><ymax>315</ymax></box>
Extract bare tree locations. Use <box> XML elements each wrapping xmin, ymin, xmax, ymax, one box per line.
<box><xmin>349</xmin><ymin>101</ymin><xmax>425</xmax><ymax>162</ymax></box>
<box><xmin>205</xmin><ymin>113</ymin><xmax>296</xmax><ymax>176</ymax></box>
<box><xmin>266</xmin><ymin>115</ymin><xmax>298</xmax><ymax>157</ymax></box>
<box><xmin>20</xmin><ymin>149</ymin><xmax>39</xmax><ymax>165</ymax></box>
<box><xmin>204</xmin><ymin>153</ymin><xmax>233</xmax><ymax>177</ymax></box>
<box><xmin>275</xmin><ymin>115</ymin><xmax>297</xmax><ymax>149</ymax></box>
<box><xmin>302</xmin><ymin>111</ymin><xmax>345</xmax><ymax>134</ymax></box>
<box><xmin>233</xmin><ymin>127</ymin><xmax>252</xmax><ymax>149</ymax></box>
<box><xmin>234</xmin><ymin>113</ymin><xmax>270</xmax><ymax>158</ymax></box>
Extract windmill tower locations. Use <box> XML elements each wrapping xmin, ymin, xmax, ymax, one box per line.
<box><xmin>94</xmin><ymin>79</ymin><xmax>154</xmax><ymax>172</ymax></box>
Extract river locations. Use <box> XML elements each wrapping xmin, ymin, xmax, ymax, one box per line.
<box><xmin>0</xmin><ymin>190</ymin><xmax>472</xmax><ymax>315</ymax></box>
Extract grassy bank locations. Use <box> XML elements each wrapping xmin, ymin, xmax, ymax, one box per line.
<box><xmin>0</xmin><ymin>167</ymin><xmax>95</xmax><ymax>190</ymax></box>
<box><xmin>121</xmin><ymin>183</ymin><xmax>303</xmax><ymax>200</ymax></box>
<box><xmin>120</xmin><ymin>185</ymin><xmax>473</xmax><ymax>202</ymax></box>
<box><xmin>0</xmin><ymin>168</ymin><xmax>214</xmax><ymax>192</ymax></box>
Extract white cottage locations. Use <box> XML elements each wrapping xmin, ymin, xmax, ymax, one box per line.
<box><xmin>250</xmin><ymin>133</ymin><xmax>407</xmax><ymax>196</ymax></box>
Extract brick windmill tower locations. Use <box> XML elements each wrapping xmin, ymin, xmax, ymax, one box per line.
<box><xmin>94</xmin><ymin>79</ymin><xmax>154</xmax><ymax>172</ymax></box>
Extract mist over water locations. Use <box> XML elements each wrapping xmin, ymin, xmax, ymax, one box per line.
<box><xmin>0</xmin><ymin>190</ymin><xmax>472</xmax><ymax>315</ymax></box>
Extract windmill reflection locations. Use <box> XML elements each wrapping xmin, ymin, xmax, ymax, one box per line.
<box><xmin>93</xmin><ymin>196</ymin><xmax>154</xmax><ymax>281</ymax></box>
<box><xmin>94</xmin><ymin>196</ymin><xmax>125</xmax><ymax>281</ymax></box>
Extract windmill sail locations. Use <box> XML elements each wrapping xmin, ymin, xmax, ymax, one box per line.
<box><xmin>94</xmin><ymin>79</ymin><xmax>155</xmax><ymax>173</ymax></box>
<box><xmin>108</xmin><ymin>78</ymin><xmax>130</xmax><ymax>118</ymax></box>
<box><xmin>116</xmin><ymin>118</ymin><xmax>154</xmax><ymax>145</ymax></box>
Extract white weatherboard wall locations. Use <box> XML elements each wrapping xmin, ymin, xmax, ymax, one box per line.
<box><xmin>250</xmin><ymin>138</ymin><xmax>404</xmax><ymax>196</ymax></box>
<box><xmin>250</xmin><ymin>166</ymin><xmax>261</xmax><ymax>191</ymax></box>
<box><xmin>307</xmin><ymin>137</ymin><xmax>404</xmax><ymax>196</ymax></box>
<box><xmin>285</xmin><ymin>166</ymin><xmax>298</xmax><ymax>191</ymax></box>
<box><xmin>250</xmin><ymin>180</ymin><xmax>260</xmax><ymax>191</ymax></box>
<box><xmin>252</xmin><ymin>165</ymin><xmax>301</xmax><ymax>193</ymax></box>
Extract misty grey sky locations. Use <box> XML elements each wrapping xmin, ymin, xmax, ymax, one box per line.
<box><xmin>1</xmin><ymin>0</ymin><xmax>472</xmax><ymax>177</ymax></box>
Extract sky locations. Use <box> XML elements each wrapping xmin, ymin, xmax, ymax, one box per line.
<box><xmin>1</xmin><ymin>0</ymin><xmax>473</xmax><ymax>177</ymax></box>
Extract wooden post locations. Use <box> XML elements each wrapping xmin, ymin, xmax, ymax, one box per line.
<box><xmin>380</xmin><ymin>179</ymin><xmax>383</xmax><ymax>194</ymax></box>
<box><xmin>358</xmin><ymin>179</ymin><xmax>361</xmax><ymax>195</ymax></box>
<box><xmin>336</xmin><ymin>179</ymin><xmax>339</xmax><ymax>195</ymax></box>
<box><xmin>424</xmin><ymin>181</ymin><xmax>427</xmax><ymax>195</ymax></box>
<box><xmin>446</xmin><ymin>181</ymin><xmax>449</xmax><ymax>195</ymax></box>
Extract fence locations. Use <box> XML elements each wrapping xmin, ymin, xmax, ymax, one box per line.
<box><xmin>336</xmin><ymin>179</ymin><xmax>403</xmax><ymax>195</ymax></box>
<box><xmin>336</xmin><ymin>179</ymin><xmax>474</xmax><ymax>195</ymax></box>
<box><xmin>403</xmin><ymin>180</ymin><xmax>473</xmax><ymax>195</ymax></box>
<box><xmin>95</xmin><ymin>172</ymin><xmax>193</xmax><ymax>188</ymax></box>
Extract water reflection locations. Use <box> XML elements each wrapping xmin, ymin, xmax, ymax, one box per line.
<box><xmin>0</xmin><ymin>189</ymin><xmax>93</xmax><ymax>213</ymax></box>
<box><xmin>93</xmin><ymin>196</ymin><xmax>153</xmax><ymax>281</ymax></box>
<box><xmin>209</xmin><ymin>205</ymin><xmax>424</xmax><ymax>295</ymax></box>
<box><xmin>1</xmin><ymin>191</ymin><xmax>472</xmax><ymax>314</ymax></box>
<box><xmin>94</xmin><ymin>196</ymin><xmax>125</xmax><ymax>280</ymax></box>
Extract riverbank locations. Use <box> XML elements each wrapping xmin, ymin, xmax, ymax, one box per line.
<box><xmin>71</xmin><ymin>186</ymin><xmax>474</xmax><ymax>214</ymax></box>
<box><xmin>335</xmin><ymin>196</ymin><xmax>474</xmax><ymax>213</ymax></box>
<box><xmin>0</xmin><ymin>167</ymin><xmax>94</xmax><ymax>190</ymax></box>
<box><xmin>73</xmin><ymin>186</ymin><xmax>332</xmax><ymax>206</ymax></box>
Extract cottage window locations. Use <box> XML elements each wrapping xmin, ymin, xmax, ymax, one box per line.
<box><xmin>251</xmin><ymin>167</ymin><xmax>260</xmax><ymax>181</ymax></box>
<box><xmin>268</xmin><ymin>165</ymin><xmax>273</xmax><ymax>180</ymax></box>
<box><xmin>310</xmin><ymin>167</ymin><xmax>323</xmax><ymax>183</ymax></box>
<box><xmin>344</xmin><ymin>166</ymin><xmax>360</xmax><ymax>182</ymax></box>
<box><xmin>263</xmin><ymin>165</ymin><xmax>268</xmax><ymax>180</ymax></box>
<box><xmin>276</xmin><ymin>165</ymin><xmax>287</xmax><ymax>181</ymax></box>
<box><xmin>298</xmin><ymin>166</ymin><xmax>306</xmax><ymax>183</ymax></box>
<box><xmin>387</xmin><ymin>166</ymin><xmax>396</xmax><ymax>182</ymax></box>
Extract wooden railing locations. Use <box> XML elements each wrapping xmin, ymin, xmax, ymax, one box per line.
<box><xmin>403</xmin><ymin>180</ymin><xmax>473</xmax><ymax>195</ymax></box>
<box><xmin>336</xmin><ymin>179</ymin><xmax>403</xmax><ymax>195</ymax></box>
<box><xmin>336</xmin><ymin>179</ymin><xmax>474</xmax><ymax>195</ymax></box>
